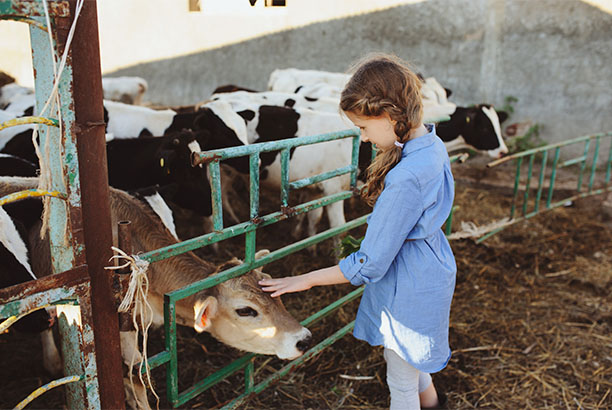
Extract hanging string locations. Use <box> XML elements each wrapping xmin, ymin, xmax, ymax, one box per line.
<box><xmin>105</xmin><ymin>246</ymin><xmax>160</xmax><ymax>407</ymax></box>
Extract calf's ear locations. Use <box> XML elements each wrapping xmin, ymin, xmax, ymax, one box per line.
<box><xmin>194</xmin><ymin>296</ymin><xmax>218</xmax><ymax>333</ymax></box>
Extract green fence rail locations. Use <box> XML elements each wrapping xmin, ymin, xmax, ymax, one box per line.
<box><xmin>478</xmin><ymin>131</ymin><xmax>612</xmax><ymax>242</ymax></box>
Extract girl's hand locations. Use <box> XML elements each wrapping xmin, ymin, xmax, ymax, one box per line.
<box><xmin>259</xmin><ymin>275</ymin><xmax>312</xmax><ymax>297</ymax></box>
<box><xmin>259</xmin><ymin>265</ymin><xmax>349</xmax><ymax>297</ymax></box>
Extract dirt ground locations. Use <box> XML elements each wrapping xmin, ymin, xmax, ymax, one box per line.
<box><xmin>1</xmin><ymin>156</ymin><xmax>611</xmax><ymax>409</ymax></box>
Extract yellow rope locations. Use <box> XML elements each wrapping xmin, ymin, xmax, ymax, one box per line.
<box><xmin>0</xmin><ymin>189</ymin><xmax>67</xmax><ymax>207</ymax></box>
<box><xmin>0</xmin><ymin>116</ymin><xmax>59</xmax><ymax>131</ymax></box>
<box><xmin>14</xmin><ymin>375</ymin><xmax>84</xmax><ymax>410</ymax></box>
<box><xmin>0</xmin><ymin>304</ymin><xmax>52</xmax><ymax>334</ymax></box>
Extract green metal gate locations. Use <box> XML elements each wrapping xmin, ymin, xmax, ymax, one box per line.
<box><xmin>478</xmin><ymin>132</ymin><xmax>612</xmax><ymax>242</ymax></box>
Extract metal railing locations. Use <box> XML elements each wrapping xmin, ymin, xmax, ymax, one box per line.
<box><xmin>478</xmin><ymin>132</ymin><xmax>612</xmax><ymax>242</ymax></box>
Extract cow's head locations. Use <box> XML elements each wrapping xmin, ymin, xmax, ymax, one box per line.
<box><xmin>193</xmin><ymin>250</ymin><xmax>312</xmax><ymax>360</ymax></box>
<box><xmin>438</xmin><ymin>104</ymin><xmax>509</xmax><ymax>158</ymax></box>
<box><xmin>155</xmin><ymin>130</ymin><xmax>213</xmax><ymax>217</ymax></box>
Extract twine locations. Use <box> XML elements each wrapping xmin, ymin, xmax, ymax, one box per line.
<box><xmin>447</xmin><ymin>218</ymin><xmax>513</xmax><ymax>240</ymax></box>
<box><xmin>104</xmin><ymin>246</ymin><xmax>159</xmax><ymax>408</ymax></box>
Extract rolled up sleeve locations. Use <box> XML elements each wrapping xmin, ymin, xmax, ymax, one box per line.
<box><xmin>339</xmin><ymin>169</ymin><xmax>423</xmax><ymax>285</ymax></box>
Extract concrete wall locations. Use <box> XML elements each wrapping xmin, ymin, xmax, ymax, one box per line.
<box><xmin>108</xmin><ymin>0</ymin><xmax>612</xmax><ymax>149</ymax></box>
<box><xmin>2</xmin><ymin>0</ymin><xmax>611</xmax><ymax>149</ymax></box>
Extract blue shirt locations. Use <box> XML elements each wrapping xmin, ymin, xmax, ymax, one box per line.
<box><xmin>339</xmin><ymin>124</ymin><xmax>456</xmax><ymax>373</ymax></box>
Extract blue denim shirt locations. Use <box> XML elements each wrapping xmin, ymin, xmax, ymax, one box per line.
<box><xmin>339</xmin><ymin>124</ymin><xmax>457</xmax><ymax>373</ymax></box>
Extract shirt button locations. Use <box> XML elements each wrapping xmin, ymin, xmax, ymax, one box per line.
<box><xmin>359</xmin><ymin>258</ymin><xmax>364</xmax><ymax>263</ymax></box>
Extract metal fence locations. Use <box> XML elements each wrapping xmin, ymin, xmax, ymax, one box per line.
<box><xmin>479</xmin><ymin>132</ymin><xmax>612</xmax><ymax>243</ymax></box>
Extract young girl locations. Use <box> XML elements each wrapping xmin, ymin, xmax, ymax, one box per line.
<box><xmin>259</xmin><ymin>53</ymin><xmax>456</xmax><ymax>410</ymax></box>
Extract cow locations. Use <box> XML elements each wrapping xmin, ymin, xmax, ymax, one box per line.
<box><xmin>0</xmin><ymin>83</ymin><xmax>33</xmax><ymax>110</ymax></box>
<box><xmin>437</xmin><ymin>104</ymin><xmax>509</xmax><ymax>158</ymax></box>
<box><xmin>192</xmin><ymin>101</ymin><xmax>356</xmax><ymax>242</ymax></box>
<box><xmin>0</xmin><ymin>176</ymin><xmax>312</xmax><ymax>409</ymax></box>
<box><xmin>268</xmin><ymin>68</ymin><xmax>351</xmax><ymax>94</ymax></box>
<box><xmin>195</xmin><ymin>93</ymin><xmax>508</xmax><ymax>242</ymax></box>
<box><xmin>0</xmin><ymin>196</ymin><xmax>62</xmax><ymax>375</ymax></box>
<box><xmin>210</xmin><ymin>89</ymin><xmax>341</xmax><ymax>114</ymax></box>
<box><xmin>102</xmin><ymin>76</ymin><xmax>148</xmax><ymax>105</ymax></box>
<box><xmin>0</xmin><ymin>153</ymin><xmax>38</xmax><ymax>177</ymax></box>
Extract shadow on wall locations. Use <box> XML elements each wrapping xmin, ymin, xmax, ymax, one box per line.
<box><xmin>107</xmin><ymin>0</ymin><xmax>612</xmax><ymax>145</ymax></box>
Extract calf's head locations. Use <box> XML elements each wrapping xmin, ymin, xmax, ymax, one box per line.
<box><xmin>193</xmin><ymin>254</ymin><xmax>311</xmax><ymax>360</ymax></box>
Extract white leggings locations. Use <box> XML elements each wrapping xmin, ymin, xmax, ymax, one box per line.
<box><xmin>384</xmin><ymin>348</ymin><xmax>432</xmax><ymax>410</ymax></box>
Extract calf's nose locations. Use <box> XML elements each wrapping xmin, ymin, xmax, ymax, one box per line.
<box><xmin>296</xmin><ymin>335</ymin><xmax>312</xmax><ymax>353</ymax></box>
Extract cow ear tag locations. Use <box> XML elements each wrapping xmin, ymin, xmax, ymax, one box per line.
<box><xmin>160</xmin><ymin>158</ymin><xmax>165</xmax><ymax>167</ymax></box>
<box><xmin>465</xmin><ymin>116</ymin><xmax>470</xmax><ymax>123</ymax></box>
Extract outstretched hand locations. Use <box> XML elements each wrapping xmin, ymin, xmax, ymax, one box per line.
<box><xmin>259</xmin><ymin>265</ymin><xmax>349</xmax><ymax>297</ymax></box>
<box><xmin>259</xmin><ymin>275</ymin><xmax>312</xmax><ymax>298</ymax></box>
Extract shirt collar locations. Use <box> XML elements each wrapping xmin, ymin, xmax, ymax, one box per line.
<box><xmin>401</xmin><ymin>123</ymin><xmax>436</xmax><ymax>157</ymax></box>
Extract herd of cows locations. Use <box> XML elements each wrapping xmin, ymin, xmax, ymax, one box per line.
<box><xmin>0</xmin><ymin>68</ymin><xmax>509</xmax><ymax>408</ymax></box>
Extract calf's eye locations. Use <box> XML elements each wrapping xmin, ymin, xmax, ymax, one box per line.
<box><xmin>235</xmin><ymin>307</ymin><xmax>258</xmax><ymax>317</ymax></box>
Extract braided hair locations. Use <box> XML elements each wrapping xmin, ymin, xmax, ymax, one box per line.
<box><xmin>340</xmin><ymin>53</ymin><xmax>423</xmax><ymax>206</ymax></box>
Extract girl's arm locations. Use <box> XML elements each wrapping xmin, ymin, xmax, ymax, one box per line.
<box><xmin>259</xmin><ymin>265</ymin><xmax>349</xmax><ymax>297</ymax></box>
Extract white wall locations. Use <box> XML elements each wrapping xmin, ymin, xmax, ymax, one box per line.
<box><xmin>0</xmin><ymin>0</ymin><xmax>421</xmax><ymax>86</ymax></box>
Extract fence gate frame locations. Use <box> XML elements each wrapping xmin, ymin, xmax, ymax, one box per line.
<box><xmin>479</xmin><ymin>132</ymin><xmax>612</xmax><ymax>242</ymax></box>
<box><xmin>0</xmin><ymin>0</ymin><xmax>125</xmax><ymax>408</ymax></box>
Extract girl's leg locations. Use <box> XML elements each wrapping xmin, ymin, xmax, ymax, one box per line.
<box><xmin>383</xmin><ymin>348</ymin><xmax>420</xmax><ymax>410</ymax></box>
<box><xmin>418</xmin><ymin>374</ymin><xmax>440</xmax><ymax>408</ymax></box>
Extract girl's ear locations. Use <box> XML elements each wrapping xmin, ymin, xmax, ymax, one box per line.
<box><xmin>194</xmin><ymin>296</ymin><xmax>218</xmax><ymax>333</ymax></box>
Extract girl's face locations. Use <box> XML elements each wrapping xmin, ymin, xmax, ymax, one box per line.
<box><xmin>345</xmin><ymin>111</ymin><xmax>398</xmax><ymax>151</ymax></box>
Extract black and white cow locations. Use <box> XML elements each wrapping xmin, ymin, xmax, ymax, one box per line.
<box><xmin>102</xmin><ymin>76</ymin><xmax>148</xmax><ymax>105</ymax></box>
<box><xmin>268</xmin><ymin>68</ymin><xmax>351</xmax><ymax>95</ymax></box>
<box><xmin>106</xmin><ymin>130</ymin><xmax>212</xmax><ymax>222</ymax></box>
<box><xmin>0</xmin><ymin>196</ymin><xmax>62</xmax><ymax>375</ymax></box>
<box><xmin>193</xmin><ymin>100</ymin><xmax>356</xmax><ymax>240</ymax></box>
<box><xmin>437</xmin><ymin>104</ymin><xmax>509</xmax><ymax>158</ymax></box>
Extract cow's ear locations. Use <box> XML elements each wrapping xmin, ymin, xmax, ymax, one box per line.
<box><xmin>496</xmin><ymin>110</ymin><xmax>509</xmax><ymax>124</ymax></box>
<box><xmin>194</xmin><ymin>296</ymin><xmax>218</xmax><ymax>333</ymax></box>
<box><xmin>255</xmin><ymin>249</ymin><xmax>270</xmax><ymax>259</ymax></box>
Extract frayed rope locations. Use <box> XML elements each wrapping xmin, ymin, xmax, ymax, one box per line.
<box><xmin>448</xmin><ymin>218</ymin><xmax>513</xmax><ymax>240</ymax></box>
<box><xmin>105</xmin><ymin>246</ymin><xmax>159</xmax><ymax>408</ymax></box>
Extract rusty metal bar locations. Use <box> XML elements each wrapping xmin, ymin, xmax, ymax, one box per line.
<box><xmin>0</xmin><ymin>265</ymin><xmax>87</xmax><ymax>305</ymax></box>
<box><xmin>0</xmin><ymin>0</ymin><xmax>70</xmax><ymax>17</ymax></box>
<box><xmin>69</xmin><ymin>0</ymin><xmax>125</xmax><ymax>407</ymax></box>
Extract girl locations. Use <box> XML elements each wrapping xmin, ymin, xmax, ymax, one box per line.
<box><xmin>259</xmin><ymin>53</ymin><xmax>456</xmax><ymax>410</ymax></box>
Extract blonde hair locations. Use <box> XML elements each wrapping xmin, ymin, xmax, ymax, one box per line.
<box><xmin>340</xmin><ymin>53</ymin><xmax>423</xmax><ymax>206</ymax></box>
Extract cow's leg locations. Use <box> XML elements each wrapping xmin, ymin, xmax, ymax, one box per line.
<box><xmin>120</xmin><ymin>330</ymin><xmax>143</xmax><ymax>367</ymax></box>
<box><xmin>124</xmin><ymin>377</ymin><xmax>152</xmax><ymax>410</ymax></box>
<box><xmin>120</xmin><ymin>330</ymin><xmax>152</xmax><ymax>410</ymax></box>
<box><xmin>305</xmin><ymin>206</ymin><xmax>324</xmax><ymax>255</ymax></box>
<box><xmin>41</xmin><ymin>327</ymin><xmax>62</xmax><ymax>376</ymax></box>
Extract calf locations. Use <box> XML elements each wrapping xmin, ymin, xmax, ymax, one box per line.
<box><xmin>193</xmin><ymin>101</ymin><xmax>355</xmax><ymax>240</ymax></box>
<box><xmin>437</xmin><ymin>104</ymin><xmax>509</xmax><ymax>158</ymax></box>
<box><xmin>0</xmin><ymin>177</ymin><xmax>311</xmax><ymax>409</ymax></box>
<box><xmin>268</xmin><ymin>68</ymin><xmax>351</xmax><ymax>94</ymax></box>
<box><xmin>210</xmin><ymin>89</ymin><xmax>341</xmax><ymax>114</ymax></box>
<box><xmin>102</xmin><ymin>76</ymin><xmax>148</xmax><ymax>105</ymax></box>
<box><xmin>106</xmin><ymin>130</ymin><xmax>213</xmax><ymax>223</ymax></box>
<box><xmin>0</xmin><ymin>198</ymin><xmax>61</xmax><ymax>375</ymax></box>
<box><xmin>0</xmin><ymin>153</ymin><xmax>38</xmax><ymax>177</ymax></box>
